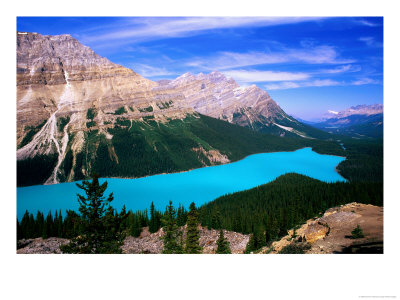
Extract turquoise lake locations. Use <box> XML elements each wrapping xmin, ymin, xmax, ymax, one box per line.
<box><xmin>17</xmin><ymin>147</ymin><xmax>346</xmax><ymax>220</ymax></box>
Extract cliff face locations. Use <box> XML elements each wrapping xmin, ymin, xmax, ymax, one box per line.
<box><xmin>17</xmin><ymin>32</ymin><xmax>191</xmax><ymax>182</ymax></box>
<box><xmin>17</xmin><ymin>32</ymin><xmax>297</xmax><ymax>142</ymax></box>
<box><xmin>17</xmin><ymin>31</ymin><xmax>161</xmax><ymax>140</ymax></box>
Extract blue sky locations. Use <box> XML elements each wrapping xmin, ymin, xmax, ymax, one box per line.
<box><xmin>17</xmin><ymin>17</ymin><xmax>383</xmax><ymax>120</ymax></box>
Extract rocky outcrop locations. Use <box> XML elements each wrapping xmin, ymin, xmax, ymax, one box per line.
<box><xmin>303</xmin><ymin>221</ymin><xmax>330</xmax><ymax>244</ymax></box>
<box><xmin>192</xmin><ymin>147</ymin><xmax>230</xmax><ymax>165</ymax></box>
<box><xmin>259</xmin><ymin>202</ymin><xmax>383</xmax><ymax>254</ymax></box>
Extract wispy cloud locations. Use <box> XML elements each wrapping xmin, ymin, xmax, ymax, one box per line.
<box><xmin>354</xmin><ymin>19</ymin><xmax>381</xmax><ymax>27</ymax></box>
<box><xmin>82</xmin><ymin>17</ymin><xmax>325</xmax><ymax>46</ymax></box>
<box><xmin>351</xmin><ymin>77</ymin><xmax>380</xmax><ymax>85</ymax></box>
<box><xmin>222</xmin><ymin>69</ymin><xmax>310</xmax><ymax>83</ymax></box>
<box><xmin>317</xmin><ymin>64</ymin><xmax>361</xmax><ymax>74</ymax></box>
<box><xmin>185</xmin><ymin>46</ymin><xmax>355</xmax><ymax>71</ymax></box>
<box><xmin>132</xmin><ymin>64</ymin><xmax>176</xmax><ymax>77</ymax></box>
<box><xmin>359</xmin><ymin>37</ymin><xmax>383</xmax><ymax>47</ymax></box>
<box><xmin>265</xmin><ymin>79</ymin><xmax>343</xmax><ymax>90</ymax></box>
<box><xmin>264</xmin><ymin>77</ymin><xmax>380</xmax><ymax>90</ymax></box>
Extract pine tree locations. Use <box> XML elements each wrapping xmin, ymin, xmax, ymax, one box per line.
<box><xmin>43</xmin><ymin>212</ymin><xmax>54</xmax><ymax>239</ymax></box>
<box><xmin>130</xmin><ymin>214</ymin><xmax>142</xmax><ymax>237</ymax></box>
<box><xmin>55</xmin><ymin>210</ymin><xmax>63</xmax><ymax>237</ymax></box>
<box><xmin>63</xmin><ymin>210</ymin><xmax>81</xmax><ymax>238</ymax></box>
<box><xmin>351</xmin><ymin>224</ymin><xmax>365</xmax><ymax>239</ymax></box>
<box><xmin>162</xmin><ymin>201</ymin><xmax>183</xmax><ymax>254</ymax></box>
<box><xmin>245</xmin><ymin>225</ymin><xmax>266</xmax><ymax>253</ymax></box>
<box><xmin>35</xmin><ymin>212</ymin><xmax>44</xmax><ymax>238</ymax></box>
<box><xmin>28</xmin><ymin>213</ymin><xmax>35</xmax><ymax>238</ymax></box>
<box><xmin>211</xmin><ymin>207</ymin><xmax>222</xmax><ymax>230</ymax></box>
<box><xmin>184</xmin><ymin>202</ymin><xmax>202</xmax><ymax>254</ymax></box>
<box><xmin>17</xmin><ymin>218</ymin><xmax>21</xmax><ymax>240</ymax></box>
<box><xmin>118</xmin><ymin>205</ymin><xmax>128</xmax><ymax>232</ymax></box>
<box><xmin>19</xmin><ymin>211</ymin><xmax>30</xmax><ymax>239</ymax></box>
<box><xmin>177</xmin><ymin>204</ymin><xmax>184</xmax><ymax>227</ymax></box>
<box><xmin>61</xmin><ymin>173</ymin><xmax>124</xmax><ymax>254</ymax></box>
<box><xmin>149</xmin><ymin>202</ymin><xmax>158</xmax><ymax>233</ymax></box>
<box><xmin>216</xmin><ymin>229</ymin><xmax>231</xmax><ymax>254</ymax></box>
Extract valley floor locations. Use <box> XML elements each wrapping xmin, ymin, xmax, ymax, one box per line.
<box><xmin>17</xmin><ymin>202</ymin><xmax>383</xmax><ymax>254</ymax></box>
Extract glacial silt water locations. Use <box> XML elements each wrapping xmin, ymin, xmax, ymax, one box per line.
<box><xmin>17</xmin><ymin>148</ymin><xmax>346</xmax><ymax>219</ymax></box>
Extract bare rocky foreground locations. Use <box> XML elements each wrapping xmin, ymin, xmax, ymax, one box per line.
<box><xmin>259</xmin><ymin>202</ymin><xmax>383</xmax><ymax>254</ymax></box>
<box><xmin>17</xmin><ymin>227</ymin><xmax>249</xmax><ymax>254</ymax></box>
<box><xmin>17</xmin><ymin>203</ymin><xmax>383</xmax><ymax>254</ymax></box>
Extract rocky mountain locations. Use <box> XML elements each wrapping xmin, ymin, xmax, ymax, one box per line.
<box><xmin>156</xmin><ymin>71</ymin><xmax>311</xmax><ymax>136</ymax></box>
<box><xmin>323</xmin><ymin>104</ymin><xmax>383</xmax><ymax>120</ymax></box>
<box><xmin>311</xmin><ymin>104</ymin><xmax>383</xmax><ymax>138</ymax></box>
<box><xmin>16</xmin><ymin>31</ymin><xmax>327</xmax><ymax>186</ymax></box>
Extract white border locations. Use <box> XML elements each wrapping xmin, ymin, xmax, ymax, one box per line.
<box><xmin>1</xmin><ymin>1</ymin><xmax>399</xmax><ymax>299</ymax></box>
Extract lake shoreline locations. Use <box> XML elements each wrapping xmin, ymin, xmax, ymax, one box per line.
<box><xmin>25</xmin><ymin>146</ymin><xmax>347</xmax><ymax>187</ymax></box>
<box><xmin>17</xmin><ymin>148</ymin><xmax>347</xmax><ymax>220</ymax></box>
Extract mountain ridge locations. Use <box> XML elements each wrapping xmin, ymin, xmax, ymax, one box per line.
<box><xmin>16</xmin><ymin>31</ymin><xmax>333</xmax><ymax>186</ymax></box>
<box><xmin>310</xmin><ymin>104</ymin><xmax>383</xmax><ymax>138</ymax></box>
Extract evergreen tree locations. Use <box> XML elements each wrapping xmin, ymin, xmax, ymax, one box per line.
<box><xmin>28</xmin><ymin>213</ymin><xmax>35</xmax><ymax>238</ymax></box>
<box><xmin>211</xmin><ymin>207</ymin><xmax>222</xmax><ymax>230</ymax></box>
<box><xmin>216</xmin><ymin>229</ymin><xmax>231</xmax><ymax>254</ymax></box>
<box><xmin>351</xmin><ymin>224</ymin><xmax>365</xmax><ymax>239</ymax></box>
<box><xmin>35</xmin><ymin>211</ymin><xmax>44</xmax><ymax>238</ymax></box>
<box><xmin>63</xmin><ymin>210</ymin><xmax>81</xmax><ymax>238</ymax></box>
<box><xmin>17</xmin><ymin>218</ymin><xmax>21</xmax><ymax>240</ymax></box>
<box><xmin>61</xmin><ymin>173</ymin><xmax>124</xmax><ymax>254</ymax></box>
<box><xmin>55</xmin><ymin>210</ymin><xmax>63</xmax><ymax>237</ymax></box>
<box><xmin>43</xmin><ymin>212</ymin><xmax>54</xmax><ymax>239</ymax></box>
<box><xmin>245</xmin><ymin>225</ymin><xmax>266</xmax><ymax>253</ymax></box>
<box><xmin>162</xmin><ymin>201</ymin><xmax>183</xmax><ymax>254</ymax></box>
<box><xmin>20</xmin><ymin>211</ymin><xmax>30</xmax><ymax>239</ymax></box>
<box><xmin>130</xmin><ymin>215</ymin><xmax>142</xmax><ymax>237</ymax></box>
<box><xmin>184</xmin><ymin>202</ymin><xmax>202</xmax><ymax>254</ymax></box>
<box><xmin>149</xmin><ymin>202</ymin><xmax>158</xmax><ymax>233</ymax></box>
<box><xmin>118</xmin><ymin>205</ymin><xmax>128</xmax><ymax>232</ymax></box>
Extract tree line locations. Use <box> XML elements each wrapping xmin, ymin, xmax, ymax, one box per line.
<box><xmin>198</xmin><ymin>173</ymin><xmax>383</xmax><ymax>252</ymax></box>
<box><xmin>17</xmin><ymin>174</ymin><xmax>230</xmax><ymax>254</ymax></box>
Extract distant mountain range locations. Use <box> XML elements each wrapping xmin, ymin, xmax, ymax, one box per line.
<box><xmin>309</xmin><ymin>104</ymin><xmax>383</xmax><ymax>138</ymax></box>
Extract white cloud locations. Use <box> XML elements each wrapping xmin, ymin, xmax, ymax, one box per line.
<box><xmin>317</xmin><ymin>64</ymin><xmax>361</xmax><ymax>74</ymax></box>
<box><xmin>222</xmin><ymin>69</ymin><xmax>310</xmax><ymax>83</ymax></box>
<box><xmin>83</xmin><ymin>17</ymin><xmax>325</xmax><ymax>46</ymax></box>
<box><xmin>359</xmin><ymin>37</ymin><xmax>383</xmax><ymax>47</ymax></box>
<box><xmin>351</xmin><ymin>78</ymin><xmax>380</xmax><ymax>85</ymax></box>
<box><xmin>132</xmin><ymin>64</ymin><xmax>176</xmax><ymax>77</ymax></box>
<box><xmin>265</xmin><ymin>79</ymin><xmax>342</xmax><ymax>90</ymax></box>
<box><xmin>354</xmin><ymin>19</ymin><xmax>381</xmax><ymax>27</ymax></box>
<box><xmin>264</xmin><ymin>77</ymin><xmax>381</xmax><ymax>90</ymax></box>
<box><xmin>186</xmin><ymin>46</ymin><xmax>355</xmax><ymax>70</ymax></box>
